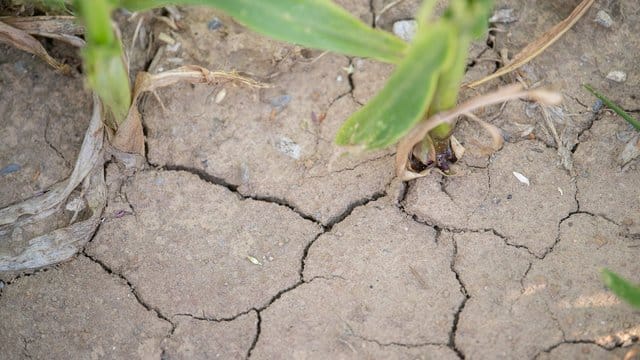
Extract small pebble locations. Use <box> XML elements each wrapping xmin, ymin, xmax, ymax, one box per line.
<box><xmin>392</xmin><ymin>20</ymin><xmax>418</xmax><ymax>42</ymax></box>
<box><xmin>595</xmin><ymin>10</ymin><xmax>613</xmax><ymax>28</ymax></box>
<box><xmin>13</xmin><ymin>61</ymin><xmax>27</xmax><ymax>74</ymax></box>
<box><xmin>489</xmin><ymin>8</ymin><xmax>518</xmax><ymax>24</ymax></box>
<box><xmin>275</xmin><ymin>137</ymin><xmax>301</xmax><ymax>160</ymax></box>
<box><xmin>270</xmin><ymin>94</ymin><xmax>292</xmax><ymax>110</ymax></box>
<box><xmin>606</xmin><ymin>70</ymin><xmax>627</xmax><ymax>83</ymax></box>
<box><xmin>592</xmin><ymin>98</ymin><xmax>604</xmax><ymax>112</ymax></box>
<box><xmin>207</xmin><ymin>17</ymin><xmax>223</xmax><ymax>30</ymax></box>
<box><xmin>0</xmin><ymin>163</ymin><xmax>20</xmax><ymax>176</ymax></box>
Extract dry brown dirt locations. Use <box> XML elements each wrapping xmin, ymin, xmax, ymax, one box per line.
<box><xmin>1</xmin><ymin>1</ymin><xmax>639</xmax><ymax>359</ymax></box>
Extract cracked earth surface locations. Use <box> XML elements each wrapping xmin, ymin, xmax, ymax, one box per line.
<box><xmin>1</xmin><ymin>0</ymin><xmax>640</xmax><ymax>359</ymax></box>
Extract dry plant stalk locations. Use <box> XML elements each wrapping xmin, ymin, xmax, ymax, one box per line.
<box><xmin>1</xmin><ymin>16</ymin><xmax>85</xmax><ymax>47</ymax></box>
<box><xmin>0</xmin><ymin>19</ymin><xmax>72</xmax><ymax>74</ymax></box>
<box><xmin>465</xmin><ymin>0</ymin><xmax>595</xmax><ymax>88</ymax></box>
<box><xmin>396</xmin><ymin>84</ymin><xmax>562</xmax><ymax>180</ymax></box>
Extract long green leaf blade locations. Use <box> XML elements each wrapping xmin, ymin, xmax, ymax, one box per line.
<box><xmin>602</xmin><ymin>269</ymin><xmax>640</xmax><ymax>308</ymax></box>
<box><xmin>584</xmin><ymin>84</ymin><xmax>640</xmax><ymax>131</ymax></box>
<box><xmin>117</xmin><ymin>0</ymin><xmax>407</xmax><ymax>64</ymax></box>
<box><xmin>335</xmin><ymin>22</ymin><xmax>454</xmax><ymax>149</ymax></box>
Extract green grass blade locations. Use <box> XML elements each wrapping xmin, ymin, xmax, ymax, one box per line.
<box><xmin>602</xmin><ymin>269</ymin><xmax>640</xmax><ymax>308</ymax></box>
<box><xmin>335</xmin><ymin>22</ymin><xmax>454</xmax><ymax>149</ymax></box>
<box><xmin>584</xmin><ymin>84</ymin><xmax>640</xmax><ymax>131</ymax></box>
<box><xmin>117</xmin><ymin>0</ymin><xmax>408</xmax><ymax>64</ymax></box>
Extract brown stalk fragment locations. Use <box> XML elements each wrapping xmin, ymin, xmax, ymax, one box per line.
<box><xmin>0</xmin><ymin>19</ymin><xmax>71</xmax><ymax>74</ymax></box>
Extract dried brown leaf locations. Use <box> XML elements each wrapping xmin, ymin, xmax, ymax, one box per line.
<box><xmin>396</xmin><ymin>85</ymin><xmax>561</xmax><ymax>180</ymax></box>
<box><xmin>1</xmin><ymin>16</ymin><xmax>84</xmax><ymax>47</ymax></box>
<box><xmin>0</xmin><ymin>96</ymin><xmax>104</xmax><ymax>226</ymax></box>
<box><xmin>465</xmin><ymin>0</ymin><xmax>595</xmax><ymax>88</ymax></box>
<box><xmin>463</xmin><ymin>112</ymin><xmax>504</xmax><ymax>152</ymax></box>
<box><xmin>0</xmin><ymin>19</ymin><xmax>71</xmax><ymax>74</ymax></box>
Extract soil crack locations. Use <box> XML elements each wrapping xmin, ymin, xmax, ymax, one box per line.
<box><xmin>151</xmin><ymin>164</ymin><xmax>320</xmax><ymax>224</ymax></box>
<box><xmin>246</xmin><ymin>311</ymin><xmax>261</xmax><ymax>359</ymax></box>
<box><xmin>44</xmin><ymin>117</ymin><xmax>71</xmax><ymax>169</ymax></box>
<box><xmin>355</xmin><ymin>335</ymin><xmax>448</xmax><ymax>349</ymax></box>
<box><xmin>449</xmin><ymin>236</ymin><xmax>469</xmax><ymax>359</ymax></box>
<box><xmin>173</xmin><ymin>308</ymin><xmax>256</xmax><ymax>323</ymax></box>
<box><xmin>534</xmin><ymin>339</ymin><xmax>612</xmax><ymax>359</ymax></box>
<box><xmin>81</xmin><ymin>252</ymin><xmax>176</xmax><ymax>331</ymax></box>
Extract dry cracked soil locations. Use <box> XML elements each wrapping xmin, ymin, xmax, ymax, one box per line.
<box><xmin>1</xmin><ymin>0</ymin><xmax>640</xmax><ymax>359</ymax></box>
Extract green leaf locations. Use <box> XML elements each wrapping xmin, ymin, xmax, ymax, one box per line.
<box><xmin>602</xmin><ymin>269</ymin><xmax>640</xmax><ymax>308</ymax></box>
<box><xmin>75</xmin><ymin>0</ymin><xmax>131</xmax><ymax>124</ymax></box>
<box><xmin>584</xmin><ymin>84</ymin><xmax>640</xmax><ymax>131</ymax></box>
<box><xmin>335</xmin><ymin>22</ymin><xmax>455</xmax><ymax>149</ymax></box>
<box><xmin>117</xmin><ymin>0</ymin><xmax>408</xmax><ymax>64</ymax></box>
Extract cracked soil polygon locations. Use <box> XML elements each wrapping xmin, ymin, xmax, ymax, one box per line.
<box><xmin>0</xmin><ymin>256</ymin><xmax>170</xmax><ymax>359</ymax></box>
<box><xmin>252</xmin><ymin>200</ymin><xmax>462</xmax><ymax>357</ymax></box>
<box><xmin>453</xmin><ymin>231</ymin><xmax>563</xmax><ymax>358</ymax></box>
<box><xmin>525</xmin><ymin>214</ymin><xmax>640</xmax><ymax>349</ymax></box>
<box><xmin>86</xmin><ymin>170</ymin><xmax>321</xmax><ymax>319</ymax></box>
<box><xmin>405</xmin><ymin>140</ymin><xmax>577</xmax><ymax>257</ymax></box>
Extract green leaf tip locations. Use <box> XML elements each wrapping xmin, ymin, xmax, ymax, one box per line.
<box><xmin>584</xmin><ymin>84</ymin><xmax>640</xmax><ymax>131</ymax></box>
<box><xmin>601</xmin><ymin>268</ymin><xmax>640</xmax><ymax>308</ymax></box>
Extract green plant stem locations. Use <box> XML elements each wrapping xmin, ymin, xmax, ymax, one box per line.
<box><xmin>427</xmin><ymin>34</ymin><xmax>471</xmax><ymax>157</ymax></box>
<box><xmin>75</xmin><ymin>0</ymin><xmax>131</xmax><ymax>126</ymax></box>
<box><xmin>584</xmin><ymin>84</ymin><xmax>640</xmax><ymax>131</ymax></box>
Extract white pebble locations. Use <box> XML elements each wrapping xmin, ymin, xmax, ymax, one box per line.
<box><xmin>275</xmin><ymin>137</ymin><xmax>302</xmax><ymax>160</ymax></box>
<box><xmin>595</xmin><ymin>10</ymin><xmax>613</xmax><ymax>28</ymax></box>
<box><xmin>392</xmin><ymin>20</ymin><xmax>418</xmax><ymax>42</ymax></box>
<box><xmin>606</xmin><ymin>70</ymin><xmax>627</xmax><ymax>83</ymax></box>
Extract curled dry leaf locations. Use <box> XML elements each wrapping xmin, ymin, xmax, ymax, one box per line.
<box><xmin>465</xmin><ymin>0</ymin><xmax>595</xmax><ymax>88</ymax></box>
<box><xmin>0</xmin><ymin>96</ymin><xmax>106</xmax><ymax>271</ymax></box>
<box><xmin>396</xmin><ymin>84</ymin><xmax>562</xmax><ymax>180</ymax></box>
<box><xmin>1</xmin><ymin>16</ymin><xmax>85</xmax><ymax>47</ymax></box>
<box><xmin>0</xmin><ymin>19</ymin><xmax>71</xmax><ymax>74</ymax></box>
<box><xmin>449</xmin><ymin>135</ymin><xmax>465</xmax><ymax>160</ymax></box>
<box><xmin>463</xmin><ymin>112</ymin><xmax>504</xmax><ymax>152</ymax></box>
<box><xmin>112</xmin><ymin>65</ymin><xmax>269</xmax><ymax>155</ymax></box>
<box><xmin>0</xmin><ymin>96</ymin><xmax>104</xmax><ymax>226</ymax></box>
<box><xmin>0</xmin><ymin>167</ymin><xmax>106</xmax><ymax>271</ymax></box>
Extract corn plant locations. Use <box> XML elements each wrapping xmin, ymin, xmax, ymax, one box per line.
<box><xmin>5</xmin><ymin>0</ymin><xmax>493</xmax><ymax>169</ymax></box>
